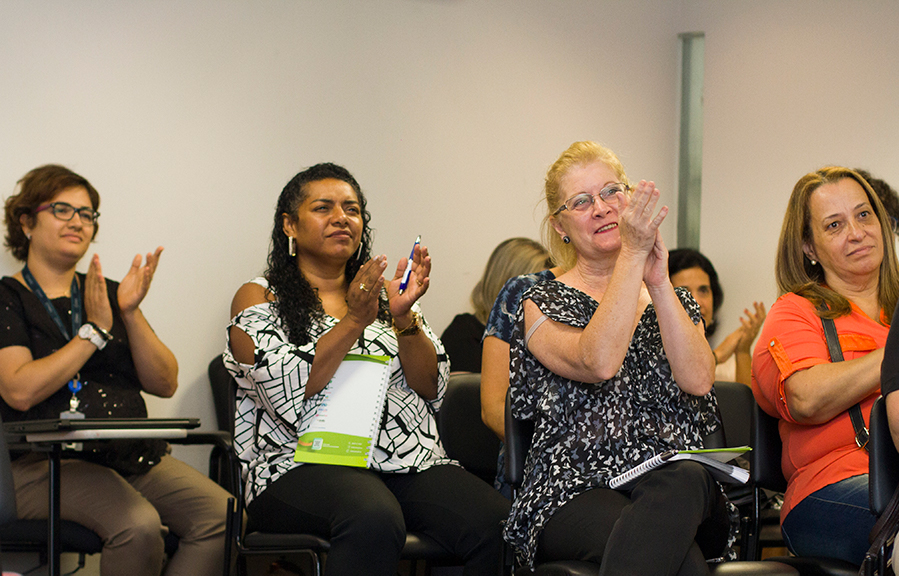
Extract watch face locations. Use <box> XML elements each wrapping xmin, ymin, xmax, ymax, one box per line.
<box><xmin>78</xmin><ymin>323</ymin><xmax>94</xmax><ymax>339</ymax></box>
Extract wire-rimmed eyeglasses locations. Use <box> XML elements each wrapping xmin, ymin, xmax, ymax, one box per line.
<box><xmin>553</xmin><ymin>183</ymin><xmax>630</xmax><ymax>216</ymax></box>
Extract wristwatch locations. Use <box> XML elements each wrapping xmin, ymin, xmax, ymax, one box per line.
<box><xmin>78</xmin><ymin>322</ymin><xmax>113</xmax><ymax>350</ymax></box>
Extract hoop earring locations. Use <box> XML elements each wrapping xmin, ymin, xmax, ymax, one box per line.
<box><xmin>288</xmin><ymin>236</ymin><xmax>296</xmax><ymax>257</ymax></box>
<box><xmin>562</xmin><ymin>236</ymin><xmax>571</xmax><ymax>244</ymax></box>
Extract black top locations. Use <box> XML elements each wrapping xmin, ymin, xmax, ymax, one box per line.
<box><xmin>882</xmin><ymin>303</ymin><xmax>899</xmax><ymax>397</ymax></box>
<box><xmin>0</xmin><ymin>274</ymin><xmax>166</xmax><ymax>474</ymax></box>
<box><xmin>440</xmin><ymin>313</ymin><xmax>485</xmax><ymax>373</ymax></box>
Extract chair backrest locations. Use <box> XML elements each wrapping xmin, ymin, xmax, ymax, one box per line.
<box><xmin>437</xmin><ymin>373</ymin><xmax>500</xmax><ymax>484</ymax></box>
<box><xmin>715</xmin><ymin>381</ymin><xmax>754</xmax><ymax>449</ymax></box>
<box><xmin>208</xmin><ymin>355</ymin><xmax>237</xmax><ymax>435</ymax></box>
<box><xmin>0</xmin><ymin>412</ymin><xmax>19</xmax><ymax>525</ymax></box>
<box><xmin>504</xmin><ymin>389</ymin><xmax>534</xmax><ymax>490</ymax></box>
<box><xmin>750</xmin><ymin>401</ymin><xmax>788</xmax><ymax>493</ymax></box>
<box><xmin>869</xmin><ymin>396</ymin><xmax>899</xmax><ymax>516</ymax></box>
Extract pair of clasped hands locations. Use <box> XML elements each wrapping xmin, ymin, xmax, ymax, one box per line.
<box><xmin>616</xmin><ymin>180</ymin><xmax>671</xmax><ymax>288</ymax></box>
<box><xmin>343</xmin><ymin>244</ymin><xmax>430</xmax><ymax>329</ymax></box>
<box><xmin>82</xmin><ymin>247</ymin><xmax>165</xmax><ymax>333</ymax></box>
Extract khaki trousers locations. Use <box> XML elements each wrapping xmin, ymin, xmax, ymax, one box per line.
<box><xmin>12</xmin><ymin>452</ymin><xmax>229</xmax><ymax>576</ymax></box>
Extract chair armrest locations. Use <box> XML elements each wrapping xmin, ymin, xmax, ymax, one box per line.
<box><xmin>169</xmin><ymin>430</ymin><xmax>232</xmax><ymax>450</ymax></box>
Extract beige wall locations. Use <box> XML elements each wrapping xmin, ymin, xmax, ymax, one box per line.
<box><xmin>1</xmin><ymin>0</ymin><xmax>898</xmax><ymax>477</ymax></box>
<box><xmin>685</xmin><ymin>0</ymin><xmax>899</xmax><ymax>342</ymax></box>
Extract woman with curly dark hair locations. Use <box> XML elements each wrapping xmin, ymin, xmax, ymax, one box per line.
<box><xmin>224</xmin><ymin>163</ymin><xmax>509</xmax><ymax>576</ymax></box>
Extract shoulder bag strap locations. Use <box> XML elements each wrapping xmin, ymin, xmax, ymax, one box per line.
<box><xmin>821</xmin><ymin>316</ymin><xmax>869</xmax><ymax>451</ymax></box>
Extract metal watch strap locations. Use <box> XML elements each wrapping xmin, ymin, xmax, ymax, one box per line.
<box><xmin>821</xmin><ymin>315</ymin><xmax>869</xmax><ymax>450</ymax></box>
<box><xmin>87</xmin><ymin>322</ymin><xmax>113</xmax><ymax>342</ymax></box>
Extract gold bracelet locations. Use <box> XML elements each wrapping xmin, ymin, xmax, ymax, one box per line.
<box><xmin>392</xmin><ymin>311</ymin><xmax>422</xmax><ymax>337</ymax></box>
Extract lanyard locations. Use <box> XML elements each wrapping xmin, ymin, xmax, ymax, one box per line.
<box><xmin>21</xmin><ymin>266</ymin><xmax>82</xmax><ymax>340</ymax></box>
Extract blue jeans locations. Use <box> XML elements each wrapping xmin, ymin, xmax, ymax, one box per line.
<box><xmin>781</xmin><ymin>474</ymin><xmax>875</xmax><ymax>565</ymax></box>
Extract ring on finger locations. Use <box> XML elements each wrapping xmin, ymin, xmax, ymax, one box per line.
<box><xmin>359</xmin><ymin>282</ymin><xmax>369</xmax><ymax>292</ymax></box>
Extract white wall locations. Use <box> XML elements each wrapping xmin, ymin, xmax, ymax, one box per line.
<box><xmin>0</xmin><ymin>0</ymin><xmax>684</xmax><ymax>454</ymax></box>
<box><xmin>1</xmin><ymin>0</ymin><xmax>898</xmax><ymax>454</ymax></box>
<box><xmin>684</xmin><ymin>0</ymin><xmax>899</xmax><ymax>344</ymax></box>
<box><xmin>2</xmin><ymin>1</ymin><xmax>898</xmax><ymax>573</ymax></box>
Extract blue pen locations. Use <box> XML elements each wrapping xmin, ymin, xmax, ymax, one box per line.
<box><xmin>398</xmin><ymin>235</ymin><xmax>422</xmax><ymax>294</ymax></box>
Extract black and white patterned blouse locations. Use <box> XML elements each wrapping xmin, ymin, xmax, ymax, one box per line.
<box><xmin>504</xmin><ymin>280</ymin><xmax>721</xmax><ymax>565</ymax></box>
<box><xmin>223</xmin><ymin>278</ymin><xmax>453</xmax><ymax>505</ymax></box>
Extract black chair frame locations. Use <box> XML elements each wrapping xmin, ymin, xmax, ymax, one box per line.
<box><xmin>747</xmin><ymin>401</ymin><xmax>860</xmax><ymax>575</ymax></box>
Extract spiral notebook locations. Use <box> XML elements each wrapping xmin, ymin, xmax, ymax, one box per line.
<box><xmin>608</xmin><ymin>446</ymin><xmax>750</xmax><ymax>490</ymax></box>
<box><xmin>294</xmin><ymin>354</ymin><xmax>392</xmax><ymax>468</ymax></box>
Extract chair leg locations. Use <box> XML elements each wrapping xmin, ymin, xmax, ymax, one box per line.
<box><xmin>236</xmin><ymin>554</ymin><xmax>249</xmax><ymax>576</ymax></box>
<box><xmin>313</xmin><ymin>550</ymin><xmax>325</xmax><ymax>576</ymax></box>
<box><xmin>223</xmin><ymin>497</ymin><xmax>237</xmax><ymax>576</ymax></box>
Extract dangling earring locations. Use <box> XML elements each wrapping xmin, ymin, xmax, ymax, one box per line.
<box><xmin>288</xmin><ymin>236</ymin><xmax>296</xmax><ymax>257</ymax></box>
<box><xmin>355</xmin><ymin>241</ymin><xmax>363</xmax><ymax>260</ymax></box>
<box><xmin>562</xmin><ymin>235</ymin><xmax>571</xmax><ymax>244</ymax></box>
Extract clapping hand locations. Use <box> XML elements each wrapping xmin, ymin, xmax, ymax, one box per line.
<box><xmin>616</xmin><ymin>180</ymin><xmax>669</xmax><ymax>287</ymax></box>
<box><xmin>736</xmin><ymin>301</ymin><xmax>767</xmax><ymax>353</ymax></box>
<box><xmin>118</xmin><ymin>247</ymin><xmax>164</xmax><ymax>316</ymax></box>
<box><xmin>346</xmin><ymin>255</ymin><xmax>388</xmax><ymax>327</ymax></box>
<box><xmin>84</xmin><ymin>254</ymin><xmax>113</xmax><ymax>331</ymax></box>
<box><xmin>387</xmin><ymin>243</ymin><xmax>431</xmax><ymax>318</ymax></box>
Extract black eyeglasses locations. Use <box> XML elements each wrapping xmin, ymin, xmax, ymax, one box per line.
<box><xmin>34</xmin><ymin>202</ymin><xmax>100</xmax><ymax>226</ymax></box>
<box><xmin>553</xmin><ymin>183</ymin><xmax>630</xmax><ymax>216</ymax></box>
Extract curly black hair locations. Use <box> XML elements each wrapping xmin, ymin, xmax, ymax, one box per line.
<box><xmin>667</xmin><ymin>248</ymin><xmax>724</xmax><ymax>337</ymax></box>
<box><xmin>265</xmin><ymin>163</ymin><xmax>389</xmax><ymax>346</ymax></box>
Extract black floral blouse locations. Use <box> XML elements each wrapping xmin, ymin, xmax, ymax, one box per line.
<box><xmin>504</xmin><ymin>280</ymin><xmax>721</xmax><ymax>565</ymax></box>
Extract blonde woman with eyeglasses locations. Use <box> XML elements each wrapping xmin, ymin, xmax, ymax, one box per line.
<box><xmin>504</xmin><ymin>141</ymin><xmax>731</xmax><ymax>574</ymax></box>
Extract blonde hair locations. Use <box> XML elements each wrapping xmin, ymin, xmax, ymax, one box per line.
<box><xmin>541</xmin><ymin>141</ymin><xmax>628</xmax><ymax>270</ymax></box>
<box><xmin>775</xmin><ymin>166</ymin><xmax>899</xmax><ymax>319</ymax></box>
<box><xmin>471</xmin><ymin>237</ymin><xmax>552</xmax><ymax>324</ymax></box>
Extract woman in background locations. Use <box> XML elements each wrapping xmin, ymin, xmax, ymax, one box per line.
<box><xmin>0</xmin><ymin>164</ymin><xmax>228</xmax><ymax>576</ymax></box>
<box><xmin>668</xmin><ymin>248</ymin><xmax>766</xmax><ymax>387</ymax></box>
<box><xmin>753</xmin><ymin>166</ymin><xmax>897</xmax><ymax>565</ymax></box>
<box><xmin>225</xmin><ymin>162</ymin><xmax>509</xmax><ymax>576</ymax></box>
<box><xmin>441</xmin><ymin>237</ymin><xmax>551</xmax><ymax>373</ymax></box>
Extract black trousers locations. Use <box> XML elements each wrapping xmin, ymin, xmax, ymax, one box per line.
<box><xmin>248</xmin><ymin>463</ymin><xmax>510</xmax><ymax>576</ymax></box>
<box><xmin>537</xmin><ymin>461</ymin><xmax>731</xmax><ymax>576</ymax></box>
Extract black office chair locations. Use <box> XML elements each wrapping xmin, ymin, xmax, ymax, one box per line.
<box><xmin>209</xmin><ymin>355</ymin><xmax>460</xmax><ymax>576</ymax></box>
<box><xmin>714</xmin><ymin>381</ymin><xmax>753</xmax><ymax>449</ymax></box>
<box><xmin>864</xmin><ymin>396</ymin><xmax>899</xmax><ymax>576</ymax></box>
<box><xmin>747</xmin><ymin>402</ymin><xmax>860</xmax><ymax>575</ymax></box>
<box><xmin>504</xmin><ymin>390</ymin><xmax>797</xmax><ymax>576</ymax></box>
<box><xmin>437</xmin><ymin>373</ymin><xmax>501</xmax><ymax>485</ymax></box>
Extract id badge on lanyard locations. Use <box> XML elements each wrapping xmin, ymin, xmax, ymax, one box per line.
<box><xmin>21</xmin><ymin>266</ymin><xmax>86</xmax><ymax>418</ymax></box>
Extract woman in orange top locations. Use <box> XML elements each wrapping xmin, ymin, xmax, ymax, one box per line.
<box><xmin>752</xmin><ymin>166</ymin><xmax>899</xmax><ymax>565</ymax></box>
